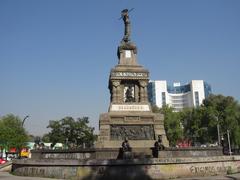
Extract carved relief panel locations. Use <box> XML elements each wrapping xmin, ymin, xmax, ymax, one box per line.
<box><xmin>110</xmin><ymin>125</ymin><xmax>155</xmax><ymax>140</ymax></box>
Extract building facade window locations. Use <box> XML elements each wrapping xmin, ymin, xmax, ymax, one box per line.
<box><xmin>162</xmin><ymin>92</ymin><xmax>166</xmax><ymax>106</ymax></box>
<box><xmin>204</xmin><ymin>82</ymin><xmax>212</xmax><ymax>97</ymax></box>
<box><xmin>167</xmin><ymin>84</ymin><xmax>190</xmax><ymax>94</ymax></box>
<box><xmin>147</xmin><ymin>82</ymin><xmax>154</xmax><ymax>104</ymax></box>
<box><xmin>194</xmin><ymin>91</ymin><xmax>199</xmax><ymax>107</ymax></box>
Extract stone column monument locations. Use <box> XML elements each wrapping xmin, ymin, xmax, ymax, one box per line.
<box><xmin>96</xmin><ymin>9</ymin><xmax>169</xmax><ymax>148</ymax></box>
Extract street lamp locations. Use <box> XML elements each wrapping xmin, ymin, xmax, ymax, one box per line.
<box><xmin>227</xmin><ymin>130</ymin><xmax>232</xmax><ymax>155</ymax></box>
<box><xmin>221</xmin><ymin>130</ymin><xmax>232</xmax><ymax>155</ymax></box>
<box><xmin>214</xmin><ymin>115</ymin><xmax>221</xmax><ymax>146</ymax></box>
<box><xmin>63</xmin><ymin>124</ymin><xmax>70</xmax><ymax>149</ymax></box>
<box><xmin>22</xmin><ymin>115</ymin><xmax>29</xmax><ymax>127</ymax></box>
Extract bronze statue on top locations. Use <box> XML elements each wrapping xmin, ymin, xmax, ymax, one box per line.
<box><xmin>117</xmin><ymin>8</ymin><xmax>137</xmax><ymax>58</ymax></box>
<box><xmin>121</xmin><ymin>9</ymin><xmax>131</xmax><ymax>42</ymax></box>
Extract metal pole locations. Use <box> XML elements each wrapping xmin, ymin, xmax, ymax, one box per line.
<box><xmin>227</xmin><ymin>130</ymin><xmax>232</xmax><ymax>155</ymax></box>
<box><xmin>22</xmin><ymin>115</ymin><xmax>29</xmax><ymax>127</ymax></box>
<box><xmin>217</xmin><ymin>123</ymin><xmax>220</xmax><ymax>146</ymax></box>
<box><xmin>215</xmin><ymin>116</ymin><xmax>221</xmax><ymax>146</ymax></box>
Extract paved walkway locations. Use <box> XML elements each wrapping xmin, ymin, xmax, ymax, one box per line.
<box><xmin>1</xmin><ymin>171</ymin><xmax>240</xmax><ymax>179</ymax></box>
<box><xmin>177</xmin><ymin>173</ymin><xmax>240</xmax><ymax>179</ymax></box>
<box><xmin>0</xmin><ymin>172</ymin><xmax>64</xmax><ymax>180</ymax></box>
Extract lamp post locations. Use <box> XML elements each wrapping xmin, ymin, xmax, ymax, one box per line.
<box><xmin>63</xmin><ymin>124</ymin><xmax>70</xmax><ymax>149</ymax></box>
<box><xmin>22</xmin><ymin>115</ymin><xmax>29</xmax><ymax>127</ymax></box>
<box><xmin>65</xmin><ymin>138</ymin><xmax>68</xmax><ymax>150</ymax></box>
<box><xmin>227</xmin><ymin>130</ymin><xmax>232</xmax><ymax>155</ymax></box>
<box><xmin>214</xmin><ymin>115</ymin><xmax>221</xmax><ymax>146</ymax></box>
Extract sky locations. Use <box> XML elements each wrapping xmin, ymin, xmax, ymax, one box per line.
<box><xmin>0</xmin><ymin>0</ymin><xmax>240</xmax><ymax>136</ymax></box>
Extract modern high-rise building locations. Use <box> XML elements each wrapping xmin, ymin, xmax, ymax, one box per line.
<box><xmin>148</xmin><ymin>80</ymin><xmax>212</xmax><ymax>112</ymax></box>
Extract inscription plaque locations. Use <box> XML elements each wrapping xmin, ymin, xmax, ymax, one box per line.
<box><xmin>110</xmin><ymin>125</ymin><xmax>155</xmax><ymax>140</ymax></box>
<box><xmin>110</xmin><ymin>104</ymin><xmax>150</xmax><ymax>111</ymax></box>
<box><xmin>125</xmin><ymin>116</ymin><xmax>140</xmax><ymax>121</ymax></box>
<box><xmin>125</xmin><ymin>50</ymin><xmax>131</xmax><ymax>58</ymax></box>
<box><xmin>111</xmin><ymin>72</ymin><xmax>148</xmax><ymax>78</ymax></box>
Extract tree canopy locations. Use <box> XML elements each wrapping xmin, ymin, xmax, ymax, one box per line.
<box><xmin>153</xmin><ymin>94</ymin><xmax>240</xmax><ymax>148</ymax></box>
<box><xmin>152</xmin><ymin>105</ymin><xmax>183</xmax><ymax>146</ymax></box>
<box><xmin>202</xmin><ymin>94</ymin><xmax>240</xmax><ymax>147</ymax></box>
<box><xmin>0</xmin><ymin>114</ymin><xmax>29</xmax><ymax>151</ymax></box>
<box><xmin>44</xmin><ymin>116</ymin><xmax>97</xmax><ymax>148</ymax></box>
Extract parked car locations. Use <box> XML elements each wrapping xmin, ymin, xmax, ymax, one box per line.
<box><xmin>0</xmin><ymin>158</ymin><xmax>7</xmax><ymax>164</ymax></box>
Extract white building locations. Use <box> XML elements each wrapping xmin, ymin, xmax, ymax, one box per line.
<box><xmin>148</xmin><ymin>80</ymin><xmax>212</xmax><ymax>112</ymax></box>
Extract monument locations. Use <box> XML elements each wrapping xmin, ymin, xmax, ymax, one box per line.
<box><xmin>11</xmin><ymin>10</ymin><xmax>240</xmax><ymax>180</ymax></box>
<box><xmin>97</xmin><ymin>9</ymin><xmax>169</xmax><ymax>148</ymax></box>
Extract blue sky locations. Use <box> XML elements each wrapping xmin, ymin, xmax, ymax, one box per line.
<box><xmin>1</xmin><ymin>0</ymin><xmax>239</xmax><ymax>136</ymax></box>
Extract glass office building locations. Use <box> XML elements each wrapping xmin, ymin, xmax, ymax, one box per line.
<box><xmin>148</xmin><ymin>80</ymin><xmax>212</xmax><ymax>112</ymax></box>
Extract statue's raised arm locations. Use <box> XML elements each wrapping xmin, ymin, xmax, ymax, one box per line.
<box><xmin>121</xmin><ymin>9</ymin><xmax>131</xmax><ymax>42</ymax></box>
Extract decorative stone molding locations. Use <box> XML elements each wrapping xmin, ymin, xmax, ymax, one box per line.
<box><xmin>112</xmin><ymin>80</ymin><xmax>120</xmax><ymax>87</ymax></box>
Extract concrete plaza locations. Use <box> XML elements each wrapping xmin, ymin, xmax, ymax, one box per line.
<box><xmin>0</xmin><ymin>172</ymin><xmax>63</xmax><ymax>180</ymax></box>
<box><xmin>1</xmin><ymin>172</ymin><xmax>240</xmax><ymax>180</ymax></box>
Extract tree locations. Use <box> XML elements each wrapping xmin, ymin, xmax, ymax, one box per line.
<box><xmin>46</xmin><ymin>116</ymin><xmax>97</xmax><ymax>148</ymax></box>
<box><xmin>180</xmin><ymin>107</ymin><xmax>210</xmax><ymax>145</ymax></box>
<box><xmin>0</xmin><ymin>114</ymin><xmax>29</xmax><ymax>153</ymax></box>
<box><xmin>42</xmin><ymin>134</ymin><xmax>50</xmax><ymax>143</ymax></box>
<box><xmin>203</xmin><ymin>94</ymin><xmax>240</xmax><ymax>147</ymax></box>
<box><xmin>179</xmin><ymin>94</ymin><xmax>240</xmax><ymax>147</ymax></box>
<box><xmin>152</xmin><ymin>94</ymin><xmax>240</xmax><ymax>147</ymax></box>
<box><xmin>152</xmin><ymin>105</ymin><xmax>183</xmax><ymax>146</ymax></box>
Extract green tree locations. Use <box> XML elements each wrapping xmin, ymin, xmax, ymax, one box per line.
<box><xmin>152</xmin><ymin>105</ymin><xmax>183</xmax><ymax>146</ymax></box>
<box><xmin>179</xmin><ymin>94</ymin><xmax>240</xmax><ymax>147</ymax></box>
<box><xmin>0</xmin><ymin>114</ymin><xmax>29</xmax><ymax>153</ymax></box>
<box><xmin>203</xmin><ymin>94</ymin><xmax>240</xmax><ymax>147</ymax></box>
<box><xmin>180</xmin><ymin>107</ymin><xmax>210</xmax><ymax>144</ymax></box>
<box><xmin>152</xmin><ymin>94</ymin><xmax>240</xmax><ymax>147</ymax></box>
<box><xmin>42</xmin><ymin>134</ymin><xmax>50</xmax><ymax>143</ymax></box>
<box><xmin>46</xmin><ymin>116</ymin><xmax>97</xmax><ymax>148</ymax></box>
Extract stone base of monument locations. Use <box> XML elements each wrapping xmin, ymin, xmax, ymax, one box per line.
<box><xmin>12</xmin><ymin>155</ymin><xmax>240</xmax><ymax>179</ymax></box>
<box><xmin>96</xmin><ymin>111</ymin><xmax>169</xmax><ymax>149</ymax></box>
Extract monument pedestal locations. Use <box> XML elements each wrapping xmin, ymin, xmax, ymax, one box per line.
<box><xmin>97</xmin><ymin>109</ymin><xmax>169</xmax><ymax>148</ymax></box>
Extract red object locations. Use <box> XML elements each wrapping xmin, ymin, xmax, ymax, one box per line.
<box><xmin>9</xmin><ymin>147</ymin><xmax>17</xmax><ymax>152</ymax></box>
<box><xmin>177</xmin><ymin>139</ymin><xmax>191</xmax><ymax>148</ymax></box>
<box><xmin>21</xmin><ymin>148</ymin><xmax>27</xmax><ymax>152</ymax></box>
<box><xmin>0</xmin><ymin>158</ymin><xmax>7</xmax><ymax>164</ymax></box>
